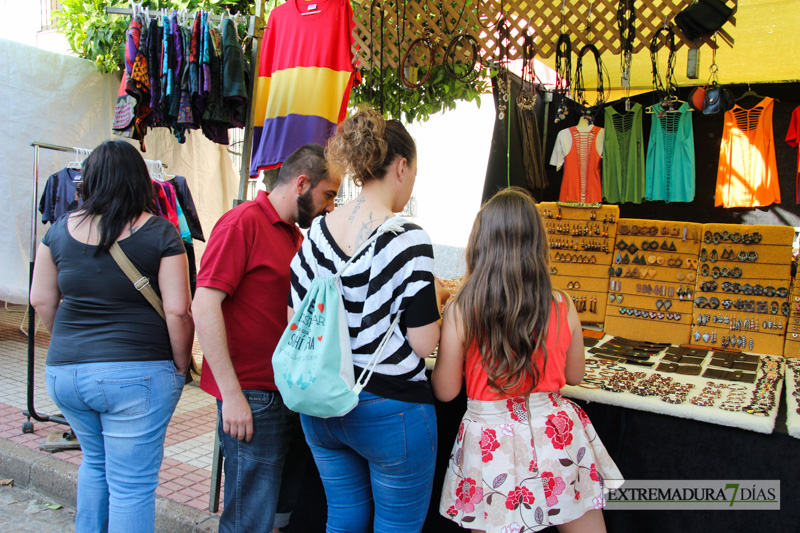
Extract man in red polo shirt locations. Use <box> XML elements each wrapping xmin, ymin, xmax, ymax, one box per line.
<box><xmin>192</xmin><ymin>144</ymin><xmax>340</xmax><ymax>533</ymax></box>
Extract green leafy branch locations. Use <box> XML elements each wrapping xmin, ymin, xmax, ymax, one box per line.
<box><xmin>351</xmin><ymin>64</ymin><xmax>492</xmax><ymax>124</ymax></box>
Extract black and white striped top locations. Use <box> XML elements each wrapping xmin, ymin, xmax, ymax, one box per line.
<box><xmin>289</xmin><ymin>216</ymin><xmax>440</xmax><ymax>404</ymax></box>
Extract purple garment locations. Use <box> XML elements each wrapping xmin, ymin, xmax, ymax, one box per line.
<box><xmin>125</xmin><ymin>19</ymin><xmax>140</xmax><ymax>77</ymax></box>
<box><xmin>172</xmin><ymin>13</ymin><xmax>182</xmax><ymax>79</ymax></box>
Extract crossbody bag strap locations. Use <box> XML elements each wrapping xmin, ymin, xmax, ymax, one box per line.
<box><xmin>109</xmin><ymin>242</ymin><xmax>166</xmax><ymax>320</ymax></box>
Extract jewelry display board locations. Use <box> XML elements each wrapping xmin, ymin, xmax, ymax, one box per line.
<box><xmin>603</xmin><ymin>220</ymin><xmax>702</xmax><ymax>344</ymax></box>
<box><xmin>350</xmin><ymin>0</ymin><xmax>736</xmax><ymax>68</ymax></box>
<box><xmin>785</xmin><ymin>360</ymin><xmax>800</xmax><ymax>439</ymax></box>
<box><xmin>539</xmin><ymin>202</ymin><xmax>619</xmax><ymax>324</ymax></box>
<box><xmin>565</xmin><ymin>335</ymin><xmax>785</xmax><ymax>434</ymax></box>
<box><xmin>690</xmin><ymin>224</ymin><xmax>793</xmax><ymax>356</ymax></box>
<box><xmin>783</xmin><ymin>261</ymin><xmax>800</xmax><ymax>357</ymax></box>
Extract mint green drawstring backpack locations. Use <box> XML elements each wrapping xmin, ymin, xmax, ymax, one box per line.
<box><xmin>273</xmin><ymin>219</ymin><xmax>406</xmax><ymax>418</ymax></box>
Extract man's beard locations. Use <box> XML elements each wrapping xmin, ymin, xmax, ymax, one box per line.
<box><xmin>296</xmin><ymin>188</ymin><xmax>316</xmax><ymax>229</ymax></box>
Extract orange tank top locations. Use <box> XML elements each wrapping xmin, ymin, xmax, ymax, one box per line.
<box><xmin>464</xmin><ymin>298</ymin><xmax>572</xmax><ymax>401</ymax></box>
<box><xmin>715</xmin><ymin>97</ymin><xmax>780</xmax><ymax>208</ymax></box>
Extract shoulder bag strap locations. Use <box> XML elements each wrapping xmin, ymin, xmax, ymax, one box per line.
<box><xmin>109</xmin><ymin>242</ymin><xmax>166</xmax><ymax>320</ymax></box>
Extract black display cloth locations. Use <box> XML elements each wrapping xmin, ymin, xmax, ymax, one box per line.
<box><xmin>290</xmin><ymin>383</ymin><xmax>800</xmax><ymax>532</ymax></box>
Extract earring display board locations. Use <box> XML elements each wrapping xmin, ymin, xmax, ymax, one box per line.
<box><xmin>783</xmin><ymin>262</ymin><xmax>800</xmax><ymax>357</ymax></box>
<box><xmin>563</xmin><ymin>341</ymin><xmax>785</xmax><ymax>434</ymax></box>
<box><xmin>538</xmin><ymin>202</ymin><xmax>619</xmax><ymax>324</ymax></box>
<box><xmin>690</xmin><ymin>224</ymin><xmax>794</xmax><ymax>357</ymax></box>
<box><xmin>785</xmin><ymin>360</ymin><xmax>800</xmax><ymax>439</ymax></box>
<box><xmin>603</xmin><ymin>220</ymin><xmax>703</xmax><ymax>345</ymax></box>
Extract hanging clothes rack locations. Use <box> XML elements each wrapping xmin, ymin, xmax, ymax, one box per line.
<box><xmin>105</xmin><ymin>3</ymin><xmax>266</xmax><ymax>205</ymax></box>
<box><xmin>24</xmin><ymin>141</ymin><xmax>168</xmax><ymax>433</ymax></box>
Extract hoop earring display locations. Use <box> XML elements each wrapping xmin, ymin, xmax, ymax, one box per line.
<box><xmin>444</xmin><ymin>33</ymin><xmax>480</xmax><ymax>83</ymax></box>
<box><xmin>399</xmin><ymin>33</ymin><xmax>436</xmax><ymax>89</ymax></box>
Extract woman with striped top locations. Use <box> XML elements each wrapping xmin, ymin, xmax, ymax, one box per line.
<box><xmin>288</xmin><ymin>108</ymin><xmax>445</xmax><ymax>532</ymax></box>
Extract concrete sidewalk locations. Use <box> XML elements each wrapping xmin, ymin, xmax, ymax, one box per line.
<box><xmin>0</xmin><ymin>303</ymin><xmax>221</xmax><ymax>532</ymax></box>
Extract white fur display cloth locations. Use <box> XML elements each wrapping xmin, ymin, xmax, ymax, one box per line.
<box><xmin>561</xmin><ymin>336</ymin><xmax>784</xmax><ymax>434</ymax></box>
<box><xmin>785</xmin><ymin>360</ymin><xmax>800</xmax><ymax>439</ymax></box>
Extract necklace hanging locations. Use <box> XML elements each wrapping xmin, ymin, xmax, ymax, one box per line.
<box><xmin>650</xmin><ymin>23</ymin><xmax>677</xmax><ymax>115</ymax></box>
<box><xmin>477</xmin><ymin>0</ymin><xmax>502</xmax><ymax>31</ymax></box>
<box><xmin>368</xmin><ymin>0</ymin><xmax>386</xmax><ymax>112</ymax></box>
<box><xmin>573</xmin><ymin>44</ymin><xmax>607</xmax><ymax>123</ymax></box>
<box><xmin>517</xmin><ymin>25</ymin><xmax>548</xmax><ymax>190</ymax></box>
<box><xmin>554</xmin><ymin>0</ymin><xmax>571</xmax><ymax>123</ymax></box>
<box><xmin>495</xmin><ymin>17</ymin><xmax>511</xmax><ymax>121</ymax></box>
<box><xmin>573</xmin><ymin>2</ymin><xmax>606</xmax><ymax>123</ymax></box>
<box><xmin>617</xmin><ymin>0</ymin><xmax>635</xmax><ymax>109</ymax></box>
<box><xmin>399</xmin><ymin>0</ymin><xmax>438</xmax><ymax>89</ymax></box>
<box><xmin>443</xmin><ymin>0</ymin><xmax>480</xmax><ymax>82</ymax></box>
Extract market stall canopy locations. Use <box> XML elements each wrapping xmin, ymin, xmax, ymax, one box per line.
<box><xmin>352</xmin><ymin>0</ymin><xmax>798</xmax><ymax>96</ymax></box>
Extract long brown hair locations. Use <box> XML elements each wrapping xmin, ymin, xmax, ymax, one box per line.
<box><xmin>453</xmin><ymin>187</ymin><xmax>556</xmax><ymax>395</ymax></box>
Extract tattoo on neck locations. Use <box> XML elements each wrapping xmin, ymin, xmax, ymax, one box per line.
<box><xmin>349</xmin><ymin>196</ymin><xmax>366</xmax><ymax>223</ymax></box>
<box><xmin>129</xmin><ymin>225</ymin><xmax>139</xmax><ymax>235</ymax></box>
<box><xmin>353</xmin><ymin>213</ymin><xmax>391</xmax><ymax>249</ymax></box>
<box><xmin>354</xmin><ymin>212</ymin><xmax>374</xmax><ymax>248</ymax></box>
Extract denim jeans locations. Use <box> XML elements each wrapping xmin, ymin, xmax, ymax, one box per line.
<box><xmin>217</xmin><ymin>390</ymin><xmax>308</xmax><ymax>533</ymax></box>
<box><xmin>45</xmin><ymin>360</ymin><xmax>184</xmax><ymax>533</ymax></box>
<box><xmin>301</xmin><ymin>391</ymin><xmax>437</xmax><ymax>533</ymax></box>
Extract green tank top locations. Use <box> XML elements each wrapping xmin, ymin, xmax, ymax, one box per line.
<box><xmin>602</xmin><ymin>102</ymin><xmax>645</xmax><ymax>204</ymax></box>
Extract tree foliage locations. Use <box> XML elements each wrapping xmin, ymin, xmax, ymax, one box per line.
<box><xmin>351</xmin><ymin>64</ymin><xmax>492</xmax><ymax>124</ymax></box>
<box><xmin>55</xmin><ymin>0</ymin><xmax>252</xmax><ymax>73</ymax></box>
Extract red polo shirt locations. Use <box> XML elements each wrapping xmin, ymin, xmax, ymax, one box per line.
<box><xmin>198</xmin><ymin>191</ymin><xmax>303</xmax><ymax>400</ymax></box>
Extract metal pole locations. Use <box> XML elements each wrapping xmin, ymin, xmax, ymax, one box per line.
<box><xmin>24</xmin><ymin>145</ymin><xmax>51</xmax><ymax>426</ymax></box>
<box><xmin>23</xmin><ymin>142</ymin><xmax>82</xmax><ymax>429</ymax></box>
<box><xmin>237</xmin><ymin>0</ymin><xmax>266</xmax><ymax>202</ymax></box>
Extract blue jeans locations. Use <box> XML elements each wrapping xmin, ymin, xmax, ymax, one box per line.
<box><xmin>45</xmin><ymin>360</ymin><xmax>184</xmax><ymax>533</ymax></box>
<box><xmin>217</xmin><ymin>390</ymin><xmax>308</xmax><ymax>533</ymax></box>
<box><xmin>301</xmin><ymin>392</ymin><xmax>437</xmax><ymax>533</ymax></box>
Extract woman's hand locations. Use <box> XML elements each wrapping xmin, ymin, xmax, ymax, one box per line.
<box><xmin>434</xmin><ymin>278</ymin><xmax>451</xmax><ymax>310</ymax></box>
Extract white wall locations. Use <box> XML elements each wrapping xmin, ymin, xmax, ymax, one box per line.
<box><xmin>0</xmin><ymin>38</ymin><xmax>238</xmax><ymax>304</ymax></box>
<box><xmin>0</xmin><ymin>38</ymin><xmax>118</xmax><ymax>304</ymax></box>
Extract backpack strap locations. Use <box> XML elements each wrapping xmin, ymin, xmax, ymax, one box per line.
<box><xmin>353</xmin><ymin>312</ymin><xmax>403</xmax><ymax>394</ymax></box>
<box><xmin>333</xmin><ymin>217</ymin><xmax>408</xmax><ymax>392</ymax></box>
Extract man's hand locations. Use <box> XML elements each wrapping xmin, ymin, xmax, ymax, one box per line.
<box><xmin>222</xmin><ymin>391</ymin><xmax>254</xmax><ymax>442</ymax></box>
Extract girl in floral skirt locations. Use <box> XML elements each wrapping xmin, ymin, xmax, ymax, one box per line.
<box><xmin>432</xmin><ymin>188</ymin><xmax>623</xmax><ymax>533</ymax></box>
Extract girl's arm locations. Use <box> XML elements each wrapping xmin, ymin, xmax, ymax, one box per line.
<box><xmin>431</xmin><ymin>303</ymin><xmax>466</xmax><ymax>402</ymax></box>
<box><xmin>29</xmin><ymin>244</ymin><xmax>60</xmax><ymax>332</ymax></box>
<box><xmin>158</xmin><ymin>253</ymin><xmax>194</xmax><ymax>374</ymax></box>
<box><xmin>563</xmin><ymin>295</ymin><xmax>586</xmax><ymax>385</ymax></box>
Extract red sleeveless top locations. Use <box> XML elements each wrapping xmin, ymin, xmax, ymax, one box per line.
<box><xmin>464</xmin><ymin>298</ymin><xmax>572</xmax><ymax>401</ymax></box>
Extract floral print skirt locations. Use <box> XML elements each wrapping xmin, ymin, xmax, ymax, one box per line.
<box><xmin>439</xmin><ymin>391</ymin><xmax>624</xmax><ymax>532</ymax></box>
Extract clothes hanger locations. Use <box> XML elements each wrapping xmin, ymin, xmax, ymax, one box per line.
<box><xmin>66</xmin><ymin>148</ymin><xmax>90</xmax><ymax>171</ymax></box>
<box><xmin>147</xmin><ymin>160</ymin><xmax>165</xmax><ymax>182</ymax></box>
<box><xmin>736</xmin><ymin>84</ymin><xmax>779</xmax><ymax>102</ymax></box>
